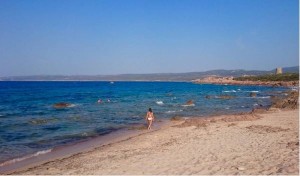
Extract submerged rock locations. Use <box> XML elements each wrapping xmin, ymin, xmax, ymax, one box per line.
<box><xmin>250</xmin><ymin>92</ymin><xmax>257</xmax><ymax>97</ymax></box>
<box><xmin>53</xmin><ymin>102</ymin><xmax>71</xmax><ymax>108</ymax></box>
<box><xmin>186</xmin><ymin>100</ymin><xmax>194</xmax><ymax>105</ymax></box>
<box><xmin>217</xmin><ymin>95</ymin><xmax>235</xmax><ymax>99</ymax></box>
<box><xmin>205</xmin><ymin>95</ymin><xmax>212</xmax><ymax>99</ymax></box>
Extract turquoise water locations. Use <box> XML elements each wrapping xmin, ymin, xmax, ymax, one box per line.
<box><xmin>0</xmin><ymin>81</ymin><xmax>287</xmax><ymax>164</ymax></box>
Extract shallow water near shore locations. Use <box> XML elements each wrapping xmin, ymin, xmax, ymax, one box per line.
<box><xmin>0</xmin><ymin>119</ymin><xmax>172</xmax><ymax>174</ymax></box>
<box><xmin>0</xmin><ymin>81</ymin><xmax>289</xmax><ymax>166</ymax></box>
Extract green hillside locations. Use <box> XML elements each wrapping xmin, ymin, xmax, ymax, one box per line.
<box><xmin>234</xmin><ymin>73</ymin><xmax>299</xmax><ymax>82</ymax></box>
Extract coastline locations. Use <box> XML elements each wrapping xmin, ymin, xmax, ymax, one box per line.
<box><xmin>0</xmin><ymin>119</ymin><xmax>175</xmax><ymax>174</ymax></box>
<box><xmin>1</xmin><ymin>81</ymin><xmax>293</xmax><ymax>173</ymax></box>
<box><xmin>192</xmin><ymin>77</ymin><xmax>299</xmax><ymax>87</ymax></box>
<box><xmin>4</xmin><ymin>108</ymin><xmax>299</xmax><ymax>175</ymax></box>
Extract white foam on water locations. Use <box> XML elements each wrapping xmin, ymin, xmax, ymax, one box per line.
<box><xmin>240</xmin><ymin>96</ymin><xmax>269</xmax><ymax>99</ymax></box>
<box><xmin>156</xmin><ymin>101</ymin><xmax>164</xmax><ymax>105</ymax></box>
<box><xmin>256</xmin><ymin>96</ymin><xmax>271</xmax><ymax>99</ymax></box>
<box><xmin>222</xmin><ymin>90</ymin><xmax>236</xmax><ymax>93</ymax></box>
<box><xmin>67</xmin><ymin>104</ymin><xmax>77</xmax><ymax>108</ymax></box>
<box><xmin>166</xmin><ymin>110</ymin><xmax>176</xmax><ymax>113</ymax></box>
<box><xmin>165</xmin><ymin>109</ymin><xmax>183</xmax><ymax>113</ymax></box>
<box><xmin>245</xmin><ymin>91</ymin><xmax>260</xmax><ymax>93</ymax></box>
<box><xmin>181</xmin><ymin>104</ymin><xmax>195</xmax><ymax>107</ymax></box>
<box><xmin>0</xmin><ymin>149</ymin><xmax>52</xmax><ymax>167</ymax></box>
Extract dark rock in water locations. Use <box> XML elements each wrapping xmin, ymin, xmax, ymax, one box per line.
<box><xmin>205</xmin><ymin>95</ymin><xmax>211</xmax><ymax>99</ymax></box>
<box><xmin>53</xmin><ymin>102</ymin><xmax>71</xmax><ymax>108</ymax></box>
<box><xmin>250</xmin><ymin>92</ymin><xmax>257</xmax><ymax>97</ymax></box>
<box><xmin>186</xmin><ymin>100</ymin><xmax>194</xmax><ymax>105</ymax></box>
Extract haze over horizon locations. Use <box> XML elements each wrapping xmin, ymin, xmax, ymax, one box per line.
<box><xmin>2</xmin><ymin>66</ymin><xmax>299</xmax><ymax>77</ymax></box>
<box><xmin>0</xmin><ymin>0</ymin><xmax>298</xmax><ymax>77</ymax></box>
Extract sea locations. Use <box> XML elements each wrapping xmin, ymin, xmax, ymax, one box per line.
<box><xmin>0</xmin><ymin>81</ymin><xmax>289</xmax><ymax>166</ymax></box>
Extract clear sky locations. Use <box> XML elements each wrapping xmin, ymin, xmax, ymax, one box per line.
<box><xmin>0</xmin><ymin>0</ymin><xmax>298</xmax><ymax>76</ymax></box>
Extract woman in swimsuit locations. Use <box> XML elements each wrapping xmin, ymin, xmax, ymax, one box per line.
<box><xmin>146</xmin><ymin>108</ymin><xmax>155</xmax><ymax>130</ymax></box>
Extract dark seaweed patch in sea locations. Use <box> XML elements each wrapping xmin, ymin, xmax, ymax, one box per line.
<box><xmin>28</xmin><ymin>117</ymin><xmax>59</xmax><ymax>125</ymax></box>
<box><xmin>43</xmin><ymin>126</ymin><xmax>61</xmax><ymax>131</ymax></box>
<box><xmin>1</xmin><ymin>133</ymin><xmax>27</xmax><ymax>142</ymax></box>
<box><xmin>94</xmin><ymin>126</ymin><xmax>121</xmax><ymax>135</ymax></box>
<box><xmin>25</xmin><ymin>134</ymin><xmax>87</xmax><ymax>149</ymax></box>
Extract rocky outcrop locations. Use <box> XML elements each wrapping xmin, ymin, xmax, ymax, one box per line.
<box><xmin>193</xmin><ymin>76</ymin><xmax>299</xmax><ymax>87</ymax></box>
<box><xmin>271</xmin><ymin>91</ymin><xmax>299</xmax><ymax>109</ymax></box>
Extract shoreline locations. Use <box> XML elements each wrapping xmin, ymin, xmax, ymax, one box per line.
<box><xmin>3</xmin><ymin>108</ymin><xmax>299</xmax><ymax>175</ymax></box>
<box><xmin>1</xmin><ymin>86</ymin><xmax>290</xmax><ymax>173</ymax></box>
<box><xmin>0</xmin><ymin>119</ymin><xmax>177</xmax><ymax>174</ymax></box>
<box><xmin>192</xmin><ymin>77</ymin><xmax>299</xmax><ymax>87</ymax></box>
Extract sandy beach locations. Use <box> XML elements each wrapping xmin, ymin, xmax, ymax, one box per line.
<box><xmin>7</xmin><ymin>108</ymin><xmax>298</xmax><ymax>175</ymax></box>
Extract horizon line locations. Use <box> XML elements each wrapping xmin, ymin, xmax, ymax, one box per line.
<box><xmin>1</xmin><ymin>66</ymin><xmax>298</xmax><ymax>78</ymax></box>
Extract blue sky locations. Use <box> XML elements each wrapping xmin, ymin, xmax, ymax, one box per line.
<box><xmin>0</xmin><ymin>0</ymin><xmax>298</xmax><ymax>76</ymax></box>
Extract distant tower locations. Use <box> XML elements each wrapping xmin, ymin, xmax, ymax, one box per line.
<box><xmin>275</xmin><ymin>67</ymin><xmax>283</xmax><ymax>74</ymax></box>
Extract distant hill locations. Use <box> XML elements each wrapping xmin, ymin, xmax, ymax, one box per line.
<box><xmin>1</xmin><ymin>66</ymin><xmax>298</xmax><ymax>81</ymax></box>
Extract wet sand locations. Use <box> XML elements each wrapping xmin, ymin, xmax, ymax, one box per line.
<box><xmin>6</xmin><ymin>109</ymin><xmax>300</xmax><ymax>175</ymax></box>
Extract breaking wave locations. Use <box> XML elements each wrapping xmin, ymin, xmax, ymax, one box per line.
<box><xmin>156</xmin><ymin>101</ymin><xmax>164</xmax><ymax>105</ymax></box>
<box><xmin>222</xmin><ymin>90</ymin><xmax>236</xmax><ymax>93</ymax></box>
<box><xmin>0</xmin><ymin>149</ymin><xmax>52</xmax><ymax>167</ymax></box>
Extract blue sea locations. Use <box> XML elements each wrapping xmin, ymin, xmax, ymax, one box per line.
<box><xmin>0</xmin><ymin>81</ymin><xmax>288</xmax><ymax>164</ymax></box>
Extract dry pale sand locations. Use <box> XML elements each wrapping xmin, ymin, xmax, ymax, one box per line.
<box><xmin>12</xmin><ymin>109</ymin><xmax>299</xmax><ymax>175</ymax></box>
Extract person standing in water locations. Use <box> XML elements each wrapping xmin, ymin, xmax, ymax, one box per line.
<box><xmin>146</xmin><ymin>108</ymin><xmax>155</xmax><ymax>130</ymax></box>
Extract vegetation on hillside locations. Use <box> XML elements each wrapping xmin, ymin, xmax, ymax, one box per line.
<box><xmin>233</xmin><ymin>73</ymin><xmax>299</xmax><ymax>82</ymax></box>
